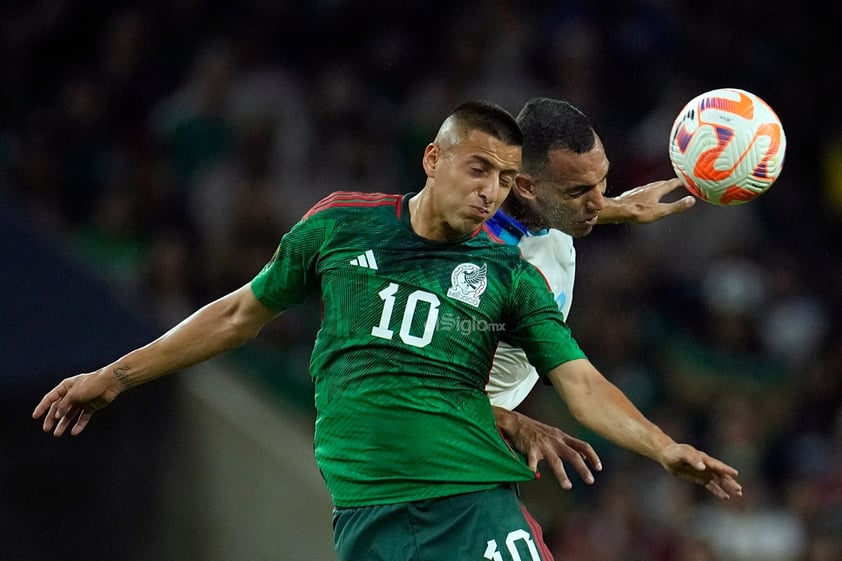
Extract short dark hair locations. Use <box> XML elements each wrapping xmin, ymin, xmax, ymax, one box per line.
<box><xmin>448</xmin><ymin>100</ymin><xmax>523</xmax><ymax>148</ymax></box>
<box><xmin>516</xmin><ymin>97</ymin><xmax>595</xmax><ymax>172</ymax></box>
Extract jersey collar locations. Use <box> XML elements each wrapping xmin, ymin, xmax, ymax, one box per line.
<box><xmin>486</xmin><ymin>209</ymin><xmax>548</xmax><ymax>245</ymax></box>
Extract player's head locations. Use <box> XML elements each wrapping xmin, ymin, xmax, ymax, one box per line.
<box><xmin>435</xmin><ymin>100</ymin><xmax>523</xmax><ymax>150</ymax></box>
<box><xmin>418</xmin><ymin>100</ymin><xmax>522</xmax><ymax>240</ymax></box>
<box><xmin>505</xmin><ymin>97</ymin><xmax>610</xmax><ymax>238</ymax></box>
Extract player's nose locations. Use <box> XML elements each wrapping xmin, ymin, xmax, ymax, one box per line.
<box><xmin>586</xmin><ymin>189</ymin><xmax>605</xmax><ymax>212</ymax></box>
<box><xmin>478</xmin><ymin>175</ymin><xmax>504</xmax><ymax>205</ymax></box>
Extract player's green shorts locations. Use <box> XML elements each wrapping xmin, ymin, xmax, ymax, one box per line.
<box><xmin>332</xmin><ymin>485</ymin><xmax>553</xmax><ymax>561</ymax></box>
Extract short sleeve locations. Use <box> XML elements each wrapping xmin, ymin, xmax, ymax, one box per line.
<box><xmin>250</xmin><ymin>214</ymin><xmax>328</xmax><ymax>311</ymax></box>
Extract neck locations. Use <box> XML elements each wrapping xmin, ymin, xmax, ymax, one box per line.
<box><xmin>501</xmin><ymin>195</ymin><xmax>543</xmax><ymax>231</ymax></box>
<box><xmin>409</xmin><ymin>190</ymin><xmax>440</xmax><ymax>240</ymax></box>
<box><xmin>409</xmin><ymin>190</ymin><xmax>463</xmax><ymax>242</ymax></box>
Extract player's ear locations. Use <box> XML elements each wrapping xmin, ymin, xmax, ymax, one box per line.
<box><xmin>513</xmin><ymin>173</ymin><xmax>537</xmax><ymax>199</ymax></box>
<box><xmin>422</xmin><ymin>143</ymin><xmax>440</xmax><ymax>177</ymax></box>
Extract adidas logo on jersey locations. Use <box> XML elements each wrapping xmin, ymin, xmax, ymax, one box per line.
<box><xmin>350</xmin><ymin>249</ymin><xmax>378</xmax><ymax>270</ymax></box>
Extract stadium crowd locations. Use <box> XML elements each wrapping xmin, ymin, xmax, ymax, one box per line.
<box><xmin>2</xmin><ymin>1</ymin><xmax>840</xmax><ymax>560</ymax></box>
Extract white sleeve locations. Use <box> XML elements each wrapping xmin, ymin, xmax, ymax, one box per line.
<box><xmin>486</xmin><ymin>230</ymin><xmax>575</xmax><ymax>409</ymax></box>
<box><xmin>486</xmin><ymin>341</ymin><xmax>540</xmax><ymax>410</ymax></box>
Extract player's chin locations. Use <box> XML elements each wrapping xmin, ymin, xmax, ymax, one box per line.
<box><xmin>462</xmin><ymin>213</ymin><xmax>488</xmax><ymax>230</ymax></box>
<box><xmin>571</xmin><ymin>223</ymin><xmax>595</xmax><ymax>238</ymax></box>
<box><xmin>445</xmin><ymin>217</ymin><xmax>483</xmax><ymax>238</ymax></box>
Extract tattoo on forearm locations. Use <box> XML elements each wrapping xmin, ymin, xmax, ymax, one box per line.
<box><xmin>113</xmin><ymin>366</ymin><xmax>136</xmax><ymax>389</ymax></box>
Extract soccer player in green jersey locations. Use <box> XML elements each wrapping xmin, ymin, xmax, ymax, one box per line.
<box><xmin>34</xmin><ymin>100</ymin><xmax>741</xmax><ymax>561</ymax></box>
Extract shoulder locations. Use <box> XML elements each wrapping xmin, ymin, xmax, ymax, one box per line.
<box><xmin>546</xmin><ymin>228</ymin><xmax>574</xmax><ymax>249</ymax></box>
<box><xmin>475</xmin><ymin>226</ymin><xmax>523</xmax><ymax>256</ymax></box>
<box><xmin>302</xmin><ymin>191</ymin><xmax>403</xmax><ymax>221</ymax></box>
<box><xmin>470</xmin><ymin>228</ymin><xmax>540</xmax><ymax>278</ymax></box>
<box><xmin>517</xmin><ymin>228</ymin><xmax>574</xmax><ymax>257</ymax></box>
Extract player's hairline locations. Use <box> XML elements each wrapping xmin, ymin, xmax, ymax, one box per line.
<box><xmin>434</xmin><ymin>115</ymin><xmax>463</xmax><ymax>148</ymax></box>
<box><xmin>435</xmin><ymin>100</ymin><xmax>523</xmax><ymax>150</ymax></box>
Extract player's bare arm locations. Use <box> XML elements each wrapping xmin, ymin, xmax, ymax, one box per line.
<box><xmin>33</xmin><ymin>284</ymin><xmax>279</xmax><ymax>437</ymax></box>
<box><xmin>493</xmin><ymin>406</ymin><xmax>601</xmax><ymax>489</ymax></box>
<box><xmin>546</xmin><ymin>359</ymin><xmax>742</xmax><ymax>500</ymax></box>
<box><xmin>597</xmin><ymin>178</ymin><xmax>695</xmax><ymax>224</ymax></box>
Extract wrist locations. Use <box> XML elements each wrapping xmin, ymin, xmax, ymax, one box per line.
<box><xmin>492</xmin><ymin>405</ymin><xmax>518</xmax><ymax>433</ymax></box>
<box><xmin>98</xmin><ymin>363</ymin><xmax>138</xmax><ymax>396</ymax></box>
<box><xmin>652</xmin><ymin>435</ymin><xmax>680</xmax><ymax>463</ymax></box>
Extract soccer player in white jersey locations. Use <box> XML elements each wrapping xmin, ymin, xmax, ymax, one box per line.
<box><xmin>487</xmin><ymin>98</ymin><xmax>696</xmax><ymax>486</ymax></box>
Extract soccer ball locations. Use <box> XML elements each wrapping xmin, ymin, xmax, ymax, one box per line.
<box><xmin>668</xmin><ymin>88</ymin><xmax>786</xmax><ymax>206</ymax></box>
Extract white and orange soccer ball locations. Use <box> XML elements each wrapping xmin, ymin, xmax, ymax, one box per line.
<box><xmin>668</xmin><ymin>88</ymin><xmax>786</xmax><ymax>206</ymax></box>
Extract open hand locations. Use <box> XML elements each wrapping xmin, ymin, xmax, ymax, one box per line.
<box><xmin>660</xmin><ymin>443</ymin><xmax>743</xmax><ymax>499</ymax></box>
<box><xmin>32</xmin><ymin>371</ymin><xmax>121</xmax><ymax>437</ymax></box>
<box><xmin>494</xmin><ymin>406</ymin><xmax>602</xmax><ymax>489</ymax></box>
<box><xmin>604</xmin><ymin>178</ymin><xmax>695</xmax><ymax>224</ymax></box>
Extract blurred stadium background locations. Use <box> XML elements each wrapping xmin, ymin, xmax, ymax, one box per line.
<box><xmin>2</xmin><ymin>1</ymin><xmax>840</xmax><ymax>560</ymax></box>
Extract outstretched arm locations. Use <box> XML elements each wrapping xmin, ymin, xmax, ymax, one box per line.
<box><xmin>598</xmin><ymin>178</ymin><xmax>695</xmax><ymax>224</ymax></box>
<box><xmin>33</xmin><ymin>284</ymin><xmax>279</xmax><ymax>437</ymax></box>
<box><xmin>547</xmin><ymin>358</ymin><xmax>742</xmax><ymax>499</ymax></box>
<box><xmin>494</xmin><ymin>406</ymin><xmax>601</xmax><ymax>489</ymax></box>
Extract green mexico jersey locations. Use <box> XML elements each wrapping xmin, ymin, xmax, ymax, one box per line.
<box><xmin>251</xmin><ymin>191</ymin><xmax>586</xmax><ymax>507</ymax></box>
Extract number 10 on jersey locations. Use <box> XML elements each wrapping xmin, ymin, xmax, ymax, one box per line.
<box><xmin>371</xmin><ymin>283</ymin><xmax>440</xmax><ymax>348</ymax></box>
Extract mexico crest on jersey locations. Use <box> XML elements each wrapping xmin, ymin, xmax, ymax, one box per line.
<box><xmin>447</xmin><ymin>263</ymin><xmax>488</xmax><ymax>307</ymax></box>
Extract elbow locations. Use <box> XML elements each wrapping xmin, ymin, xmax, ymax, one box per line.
<box><xmin>224</xmin><ymin>287</ymin><xmax>277</xmax><ymax>344</ymax></box>
<box><xmin>566</xmin><ymin>401</ymin><xmax>593</xmax><ymax>427</ymax></box>
<box><xmin>205</xmin><ymin>288</ymin><xmax>274</xmax><ymax>350</ymax></box>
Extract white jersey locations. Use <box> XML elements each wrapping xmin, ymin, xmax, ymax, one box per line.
<box><xmin>484</xmin><ymin>211</ymin><xmax>576</xmax><ymax>409</ymax></box>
